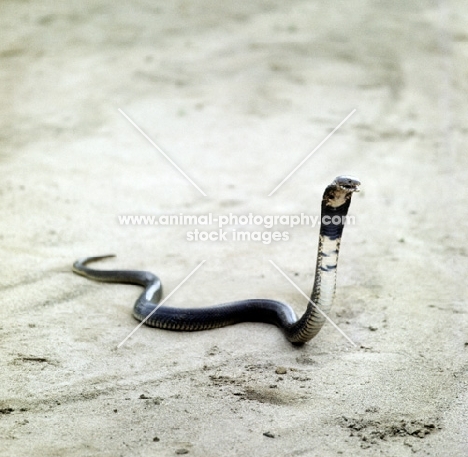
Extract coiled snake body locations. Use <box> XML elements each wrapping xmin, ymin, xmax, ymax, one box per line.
<box><xmin>73</xmin><ymin>176</ymin><xmax>360</xmax><ymax>344</ymax></box>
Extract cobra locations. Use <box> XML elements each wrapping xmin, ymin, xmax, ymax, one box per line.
<box><xmin>73</xmin><ymin>175</ymin><xmax>360</xmax><ymax>345</ymax></box>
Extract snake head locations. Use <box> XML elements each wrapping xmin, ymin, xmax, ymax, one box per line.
<box><xmin>323</xmin><ymin>175</ymin><xmax>361</xmax><ymax>208</ymax></box>
<box><xmin>333</xmin><ymin>175</ymin><xmax>361</xmax><ymax>192</ymax></box>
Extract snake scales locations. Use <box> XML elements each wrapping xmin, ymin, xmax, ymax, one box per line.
<box><xmin>73</xmin><ymin>175</ymin><xmax>360</xmax><ymax>344</ymax></box>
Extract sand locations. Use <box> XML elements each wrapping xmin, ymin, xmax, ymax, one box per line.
<box><xmin>1</xmin><ymin>1</ymin><xmax>467</xmax><ymax>456</ymax></box>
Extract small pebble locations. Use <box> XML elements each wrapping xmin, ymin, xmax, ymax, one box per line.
<box><xmin>175</xmin><ymin>449</ymin><xmax>189</xmax><ymax>455</ymax></box>
<box><xmin>153</xmin><ymin>436</ymin><xmax>160</xmax><ymax>442</ymax></box>
<box><xmin>275</xmin><ymin>367</ymin><xmax>287</xmax><ymax>375</ymax></box>
<box><xmin>0</xmin><ymin>408</ymin><xmax>14</xmax><ymax>414</ymax></box>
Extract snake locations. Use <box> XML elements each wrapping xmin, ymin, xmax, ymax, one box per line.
<box><xmin>73</xmin><ymin>175</ymin><xmax>360</xmax><ymax>344</ymax></box>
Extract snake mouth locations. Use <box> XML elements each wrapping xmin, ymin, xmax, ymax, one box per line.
<box><xmin>334</xmin><ymin>175</ymin><xmax>361</xmax><ymax>192</ymax></box>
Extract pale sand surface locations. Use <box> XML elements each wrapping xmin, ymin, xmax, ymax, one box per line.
<box><xmin>1</xmin><ymin>1</ymin><xmax>467</xmax><ymax>456</ymax></box>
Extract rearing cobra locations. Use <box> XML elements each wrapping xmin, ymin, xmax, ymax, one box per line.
<box><xmin>73</xmin><ymin>175</ymin><xmax>360</xmax><ymax>345</ymax></box>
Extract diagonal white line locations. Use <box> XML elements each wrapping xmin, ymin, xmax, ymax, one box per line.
<box><xmin>117</xmin><ymin>260</ymin><xmax>206</xmax><ymax>348</ymax></box>
<box><xmin>118</xmin><ymin>108</ymin><xmax>207</xmax><ymax>197</ymax></box>
<box><xmin>268</xmin><ymin>260</ymin><xmax>357</xmax><ymax>347</ymax></box>
<box><xmin>268</xmin><ymin>109</ymin><xmax>356</xmax><ymax>196</ymax></box>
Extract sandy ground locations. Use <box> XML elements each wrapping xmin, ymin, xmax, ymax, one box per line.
<box><xmin>1</xmin><ymin>1</ymin><xmax>468</xmax><ymax>456</ymax></box>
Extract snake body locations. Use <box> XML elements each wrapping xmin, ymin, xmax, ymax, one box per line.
<box><xmin>73</xmin><ymin>175</ymin><xmax>360</xmax><ymax>344</ymax></box>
